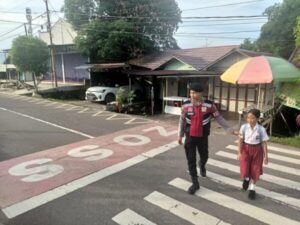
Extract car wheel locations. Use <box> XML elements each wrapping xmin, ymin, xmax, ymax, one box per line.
<box><xmin>105</xmin><ymin>93</ymin><xmax>116</xmax><ymax>103</ymax></box>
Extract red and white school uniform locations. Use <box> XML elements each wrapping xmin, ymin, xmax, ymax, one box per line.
<box><xmin>239</xmin><ymin>123</ymin><xmax>269</xmax><ymax>181</ymax></box>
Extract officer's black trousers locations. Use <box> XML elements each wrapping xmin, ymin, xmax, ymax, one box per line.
<box><xmin>184</xmin><ymin>135</ymin><xmax>208</xmax><ymax>177</ymax></box>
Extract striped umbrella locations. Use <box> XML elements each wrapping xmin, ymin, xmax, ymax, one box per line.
<box><xmin>221</xmin><ymin>56</ymin><xmax>300</xmax><ymax>84</ymax></box>
<box><xmin>221</xmin><ymin>56</ymin><xmax>300</xmax><ymax>109</ymax></box>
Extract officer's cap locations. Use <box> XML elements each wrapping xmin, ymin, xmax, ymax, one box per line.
<box><xmin>189</xmin><ymin>83</ymin><xmax>204</xmax><ymax>92</ymax></box>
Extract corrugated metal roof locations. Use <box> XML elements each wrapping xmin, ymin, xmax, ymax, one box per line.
<box><xmin>129</xmin><ymin>45</ymin><xmax>239</xmax><ymax>70</ymax></box>
<box><xmin>128</xmin><ymin>46</ymin><xmax>270</xmax><ymax>71</ymax></box>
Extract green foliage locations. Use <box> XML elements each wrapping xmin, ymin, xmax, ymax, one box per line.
<box><xmin>270</xmin><ymin>136</ymin><xmax>300</xmax><ymax>148</ymax></box>
<box><xmin>116</xmin><ymin>87</ymin><xmax>127</xmax><ymax>103</ymax></box>
<box><xmin>240</xmin><ymin>38</ymin><xmax>258</xmax><ymax>51</ymax></box>
<box><xmin>10</xmin><ymin>36</ymin><xmax>49</xmax><ymax>76</ymax></box>
<box><xmin>64</xmin><ymin>0</ymin><xmax>95</xmax><ymax>30</ymax></box>
<box><xmin>65</xmin><ymin>0</ymin><xmax>181</xmax><ymax>62</ymax></box>
<box><xmin>255</xmin><ymin>0</ymin><xmax>300</xmax><ymax>58</ymax></box>
<box><xmin>39</xmin><ymin>89</ymin><xmax>86</xmax><ymax>100</ymax></box>
<box><xmin>127</xmin><ymin>90</ymin><xmax>136</xmax><ymax>106</ymax></box>
<box><xmin>295</xmin><ymin>17</ymin><xmax>300</xmax><ymax>47</ymax></box>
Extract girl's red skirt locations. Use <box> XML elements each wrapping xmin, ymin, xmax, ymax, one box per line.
<box><xmin>240</xmin><ymin>143</ymin><xmax>263</xmax><ymax>181</ymax></box>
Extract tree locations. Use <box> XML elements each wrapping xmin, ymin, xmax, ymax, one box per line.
<box><xmin>295</xmin><ymin>16</ymin><xmax>300</xmax><ymax>47</ymax></box>
<box><xmin>255</xmin><ymin>0</ymin><xmax>300</xmax><ymax>58</ymax></box>
<box><xmin>64</xmin><ymin>0</ymin><xmax>95</xmax><ymax>30</ymax></box>
<box><xmin>240</xmin><ymin>38</ymin><xmax>257</xmax><ymax>51</ymax></box>
<box><xmin>64</xmin><ymin>0</ymin><xmax>181</xmax><ymax>62</ymax></box>
<box><xmin>10</xmin><ymin>36</ymin><xmax>50</xmax><ymax>92</ymax></box>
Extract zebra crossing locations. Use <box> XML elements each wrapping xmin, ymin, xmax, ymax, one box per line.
<box><xmin>112</xmin><ymin>143</ymin><xmax>300</xmax><ymax>225</ymax></box>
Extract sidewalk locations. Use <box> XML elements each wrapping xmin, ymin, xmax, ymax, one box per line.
<box><xmin>0</xmin><ymin>80</ymin><xmax>84</xmax><ymax>95</ymax></box>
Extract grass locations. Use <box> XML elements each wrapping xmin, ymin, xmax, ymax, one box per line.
<box><xmin>270</xmin><ymin>136</ymin><xmax>300</xmax><ymax>148</ymax></box>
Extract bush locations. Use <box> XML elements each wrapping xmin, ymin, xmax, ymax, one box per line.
<box><xmin>39</xmin><ymin>89</ymin><xmax>85</xmax><ymax>100</ymax></box>
<box><xmin>270</xmin><ymin>136</ymin><xmax>300</xmax><ymax>148</ymax></box>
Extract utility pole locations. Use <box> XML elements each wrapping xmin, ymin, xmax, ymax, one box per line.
<box><xmin>3</xmin><ymin>50</ymin><xmax>8</xmax><ymax>82</ymax></box>
<box><xmin>25</xmin><ymin>8</ymin><xmax>32</xmax><ymax>36</ymax></box>
<box><xmin>24</xmin><ymin>23</ymin><xmax>28</xmax><ymax>36</ymax></box>
<box><xmin>44</xmin><ymin>0</ymin><xmax>57</xmax><ymax>87</ymax></box>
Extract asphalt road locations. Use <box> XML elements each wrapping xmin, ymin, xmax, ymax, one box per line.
<box><xmin>0</xmin><ymin>92</ymin><xmax>299</xmax><ymax>225</ymax></box>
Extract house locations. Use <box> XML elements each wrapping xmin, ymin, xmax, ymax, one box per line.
<box><xmin>0</xmin><ymin>64</ymin><xmax>17</xmax><ymax>80</ymax></box>
<box><xmin>39</xmin><ymin>19</ymin><xmax>89</xmax><ymax>83</ymax></box>
<box><xmin>128</xmin><ymin>45</ymin><xmax>271</xmax><ymax>114</ymax></box>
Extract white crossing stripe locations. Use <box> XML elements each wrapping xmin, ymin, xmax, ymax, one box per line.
<box><xmin>203</xmin><ymin>170</ymin><xmax>300</xmax><ymax>211</ymax></box>
<box><xmin>207</xmin><ymin>159</ymin><xmax>300</xmax><ymax>191</ymax></box>
<box><xmin>169</xmin><ymin>178</ymin><xmax>300</xmax><ymax>225</ymax></box>
<box><xmin>226</xmin><ymin>145</ymin><xmax>300</xmax><ymax>165</ymax></box>
<box><xmin>112</xmin><ymin>208</ymin><xmax>157</xmax><ymax>225</ymax></box>
<box><xmin>216</xmin><ymin>151</ymin><xmax>300</xmax><ymax>176</ymax></box>
<box><xmin>144</xmin><ymin>191</ymin><xmax>231</xmax><ymax>225</ymax></box>
<box><xmin>231</xmin><ymin>143</ymin><xmax>300</xmax><ymax>157</ymax></box>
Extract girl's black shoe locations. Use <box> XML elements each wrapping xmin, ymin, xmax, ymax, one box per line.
<box><xmin>248</xmin><ymin>190</ymin><xmax>256</xmax><ymax>200</ymax></box>
<box><xmin>242</xmin><ymin>179</ymin><xmax>250</xmax><ymax>190</ymax></box>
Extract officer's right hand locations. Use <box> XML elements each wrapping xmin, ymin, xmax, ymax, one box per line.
<box><xmin>178</xmin><ymin>137</ymin><xmax>183</xmax><ymax>145</ymax></box>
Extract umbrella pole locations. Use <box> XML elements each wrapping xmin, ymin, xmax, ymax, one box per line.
<box><xmin>257</xmin><ymin>84</ymin><xmax>261</xmax><ymax>110</ymax></box>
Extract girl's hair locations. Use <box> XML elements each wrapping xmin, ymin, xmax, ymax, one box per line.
<box><xmin>248</xmin><ymin>108</ymin><xmax>260</xmax><ymax>119</ymax></box>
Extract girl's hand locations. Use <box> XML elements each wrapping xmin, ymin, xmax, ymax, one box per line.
<box><xmin>237</xmin><ymin>152</ymin><xmax>241</xmax><ymax>160</ymax></box>
<box><xmin>263</xmin><ymin>156</ymin><xmax>268</xmax><ymax>165</ymax></box>
<box><xmin>178</xmin><ymin>137</ymin><xmax>183</xmax><ymax>145</ymax></box>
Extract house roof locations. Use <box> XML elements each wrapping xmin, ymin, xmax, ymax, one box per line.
<box><xmin>128</xmin><ymin>45</ymin><xmax>269</xmax><ymax>71</ymax></box>
<box><xmin>129</xmin><ymin>70</ymin><xmax>218</xmax><ymax>77</ymax></box>
<box><xmin>39</xmin><ymin>19</ymin><xmax>77</xmax><ymax>46</ymax></box>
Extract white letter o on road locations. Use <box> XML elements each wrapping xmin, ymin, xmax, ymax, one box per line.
<box><xmin>113</xmin><ymin>134</ymin><xmax>150</xmax><ymax>146</ymax></box>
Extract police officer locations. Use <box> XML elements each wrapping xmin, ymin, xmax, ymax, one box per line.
<box><xmin>178</xmin><ymin>82</ymin><xmax>235</xmax><ymax>194</ymax></box>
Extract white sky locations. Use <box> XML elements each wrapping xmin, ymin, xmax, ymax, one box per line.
<box><xmin>0</xmin><ymin>0</ymin><xmax>282</xmax><ymax>62</ymax></box>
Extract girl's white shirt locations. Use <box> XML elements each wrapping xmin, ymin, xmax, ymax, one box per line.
<box><xmin>239</xmin><ymin>123</ymin><xmax>269</xmax><ymax>145</ymax></box>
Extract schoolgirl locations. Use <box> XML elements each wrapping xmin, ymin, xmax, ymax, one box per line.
<box><xmin>237</xmin><ymin>108</ymin><xmax>269</xmax><ymax>200</ymax></box>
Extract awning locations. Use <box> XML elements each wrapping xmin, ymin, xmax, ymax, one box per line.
<box><xmin>129</xmin><ymin>70</ymin><xmax>219</xmax><ymax>78</ymax></box>
<box><xmin>75</xmin><ymin>63</ymin><xmax>128</xmax><ymax>71</ymax></box>
<box><xmin>0</xmin><ymin>64</ymin><xmax>16</xmax><ymax>72</ymax></box>
<box><xmin>75</xmin><ymin>65</ymin><xmax>94</xmax><ymax>70</ymax></box>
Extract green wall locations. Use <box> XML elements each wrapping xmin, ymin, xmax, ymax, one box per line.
<box><xmin>162</xmin><ymin>58</ymin><xmax>196</xmax><ymax>71</ymax></box>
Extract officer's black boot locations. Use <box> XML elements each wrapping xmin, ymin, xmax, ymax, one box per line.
<box><xmin>188</xmin><ymin>177</ymin><xmax>200</xmax><ymax>195</ymax></box>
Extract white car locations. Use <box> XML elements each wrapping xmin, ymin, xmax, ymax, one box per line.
<box><xmin>85</xmin><ymin>84</ymin><xmax>142</xmax><ymax>103</ymax></box>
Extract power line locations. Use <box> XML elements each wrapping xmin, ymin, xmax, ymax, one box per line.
<box><xmin>0</xmin><ymin>13</ymin><xmax>46</xmax><ymax>39</ymax></box>
<box><xmin>182</xmin><ymin>0</ymin><xmax>265</xmax><ymax>11</ymax></box>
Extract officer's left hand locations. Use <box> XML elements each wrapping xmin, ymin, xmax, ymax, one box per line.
<box><xmin>232</xmin><ymin>130</ymin><xmax>239</xmax><ymax>136</ymax></box>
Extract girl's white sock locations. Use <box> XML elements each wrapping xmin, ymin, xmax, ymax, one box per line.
<box><xmin>245</xmin><ymin>177</ymin><xmax>250</xmax><ymax>181</ymax></box>
<box><xmin>249</xmin><ymin>183</ymin><xmax>256</xmax><ymax>190</ymax></box>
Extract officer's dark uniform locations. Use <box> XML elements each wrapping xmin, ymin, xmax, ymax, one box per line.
<box><xmin>178</xmin><ymin>83</ymin><xmax>232</xmax><ymax>194</ymax></box>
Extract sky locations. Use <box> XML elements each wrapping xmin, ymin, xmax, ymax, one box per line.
<box><xmin>0</xmin><ymin>0</ymin><xmax>282</xmax><ymax>62</ymax></box>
